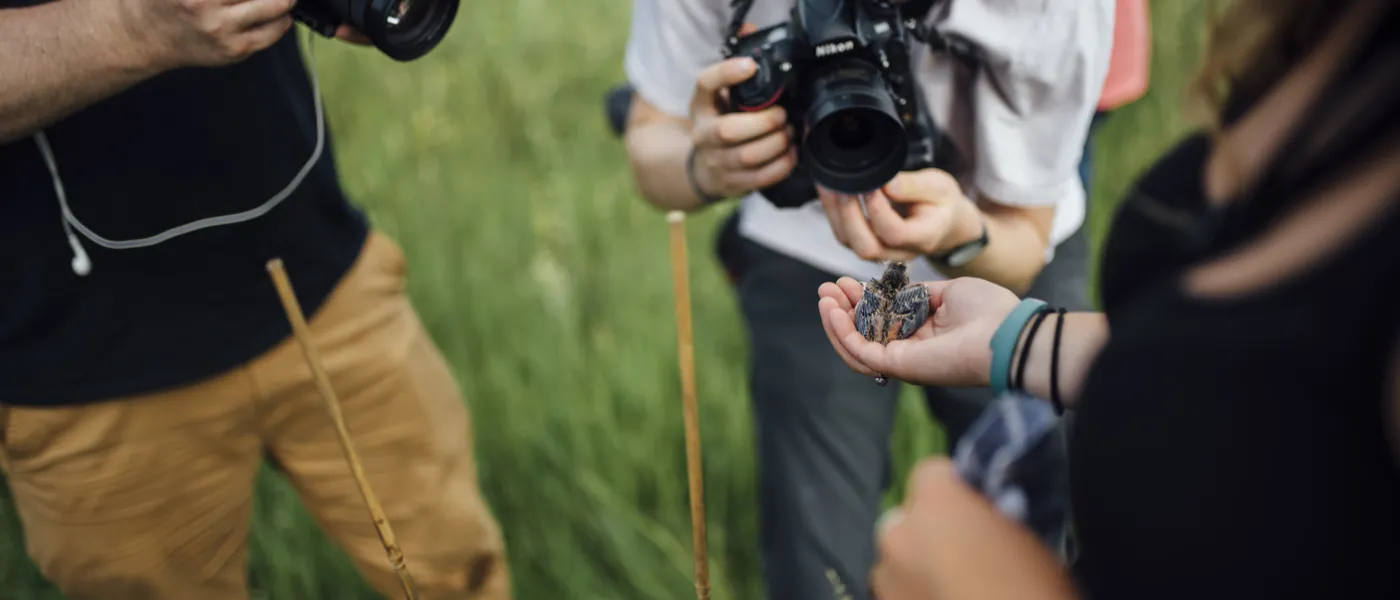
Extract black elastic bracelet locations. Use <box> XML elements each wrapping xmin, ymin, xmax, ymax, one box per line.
<box><xmin>1012</xmin><ymin>307</ymin><xmax>1051</xmax><ymax>391</ymax></box>
<box><xmin>685</xmin><ymin>146</ymin><xmax>723</xmax><ymax>205</ymax></box>
<box><xmin>1050</xmin><ymin>308</ymin><xmax>1067</xmax><ymax>415</ymax></box>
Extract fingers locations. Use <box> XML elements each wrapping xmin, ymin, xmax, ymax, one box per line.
<box><xmin>818</xmin><ymin>188</ymin><xmax>849</xmax><ymax>246</ymax></box>
<box><xmin>242</xmin><ymin>14</ymin><xmax>294</xmax><ymax>49</ymax></box>
<box><xmin>873</xmin><ymin>503</ymin><xmax>930</xmax><ymax>600</ymax></box>
<box><xmin>693</xmin><ymin>107</ymin><xmax>787</xmax><ymax>147</ymax></box>
<box><xmin>724</xmin><ymin>146</ymin><xmax>798</xmax><ymax>193</ymax></box>
<box><xmin>820</xmin><ymin>297</ymin><xmax>879</xmax><ymax>377</ymax></box>
<box><xmin>828</xmin><ymin>305</ymin><xmax>892</xmax><ymax>372</ymax></box>
<box><xmin>692</xmin><ymin>58</ymin><xmax>759</xmax><ymax>119</ymax></box>
<box><xmin>731</xmin><ymin>126</ymin><xmax>794</xmax><ymax>169</ymax></box>
<box><xmin>883</xmin><ymin>168</ymin><xmax>959</xmax><ymax>204</ymax></box>
<box><xmin>835</xmin><ymin>276</ymin><xmax>865</xmax><ymax>308</ymax></box>
<box><xmin>837</xmin><ymin>191</ymin><xmax>891</xmax><ymax>261</ymax></box>
<box><xmin>903</xmin><ymin>457</ymin><xmax>963</xmax><ymax>507</ymax></box>
<box><xmin>865</xmin><ymin>192</ymin><xmax>916</xmax><ymax>249</ymax></box>
<box><xmin>334</xmin><ymin>25</ymin><xmax>373</xmax><ymax>45</ymax></box>
<box><xmin>230</xmin><ymin>0</ymin><xmax>296</xmax><ymax>30</ymax></box>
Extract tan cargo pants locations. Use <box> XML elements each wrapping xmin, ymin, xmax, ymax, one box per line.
<box><xmin>0</xmin><ymin>232</ymin><xmax>510</xmax><ymax>600</ymax></box>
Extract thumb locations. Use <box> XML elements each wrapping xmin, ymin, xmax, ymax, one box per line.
<box><xmin>738</xmin><ymin>22</ymin><xmax>759</xmax><ymax>36</ymax></box>
<box><xmin>691</xmin><ymin>57</ymin><xmax>759</xmax><ymax>119</ymax></box>
<box><xmin>904</xmin><ymin>457</ymin><xmax>966</xmax><ymax>508</ymax></box>
<box><xmin>883</xmin><ymin>169</ymin><xmax>960</xmax><ymax>204</ymax></box>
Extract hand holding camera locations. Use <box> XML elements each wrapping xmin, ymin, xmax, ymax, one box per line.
<box><xmin>817</xmin><ymin>168</ymin><xmax>983</xmax><ymax>262</ymax></box>
<box><xmin>687</xmin><ymin>31</ymin><xmax>800</xmax><ymax>202</ymax></box>
<box><xmin>717</xmin><ymin>0</ymin><xmax>944</xmax><ymax>209</ymax></box>
<box><xmin>118</xmin><ymin>0</ymin><xmax>455</xmax><ymax>71</ymax></box>
<box><xmin>120</xmin><ymin>0</ymin><xmax>300</xmax><ymax>70</ymax></box>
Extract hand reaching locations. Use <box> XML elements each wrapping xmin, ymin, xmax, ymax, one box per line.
<box><xmin>817</xmin><ymin>168</ymin><xmax>982</xmax><ymax>262</ymax></box>
<box><xmin>872</xmin><ymin>458</ymin><xmax>1077</xmax><ymax>600</ymax></box>
<box><xmin>817</xmin><ymin>275</ymin><xmax>1020</xmax><ymax>387</ymax></box>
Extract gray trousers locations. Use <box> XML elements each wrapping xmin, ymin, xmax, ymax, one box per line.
<box><xmin>719</xmin><ymin>214</ymin><xmax>1091</xmax><ymax>600</ymax></box>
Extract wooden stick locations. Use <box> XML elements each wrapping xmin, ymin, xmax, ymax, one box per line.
<box><xmin>666</xmin><ymin>211</ymin><xmax>711</xmax><ymax>600</ymax></box>
<box><xmin>266</xmin><ymin>259</ymin><xmax>420</xmax><ymax>600</ymax></box>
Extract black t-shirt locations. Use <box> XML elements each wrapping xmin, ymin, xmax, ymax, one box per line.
<box><xmin>1070</xmin><ymin>10</ymin><xmax>1400</xmax><ymax>598</ymax></box>
<box><xmin>0</xmin><ymin>29</ymin><xmax>369</xmax><ymax>405</ymax></box>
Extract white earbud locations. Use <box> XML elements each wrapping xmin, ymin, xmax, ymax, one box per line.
<box><xmin>67</xmin><ymin>232</ymin><xmax>90</xmax><ymax>276</ymax></box>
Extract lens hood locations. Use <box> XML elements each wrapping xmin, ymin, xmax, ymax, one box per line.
<box><xmin>355</xmin><ymin>0</ymin><xmax>460</xmax><ymax>62</ymax></box>
<box><xmin>801</xmin><ymin>61</ymin><xmax>907</xmax><ymax>194</ymax></box>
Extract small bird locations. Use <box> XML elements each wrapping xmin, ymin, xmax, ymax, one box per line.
<box><xmin>854</xmin><ymin>261</ymin><xmax>930</xmax><ymax>386</ymax></box>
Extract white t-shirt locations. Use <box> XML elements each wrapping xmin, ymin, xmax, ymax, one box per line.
<box><xmin>625</xmin><ymin>0</ymin><xmax>1115</xmax><ymax>283</ymax></box>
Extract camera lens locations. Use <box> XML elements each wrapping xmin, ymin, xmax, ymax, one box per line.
<box><xmin>829</xmin><ymin>113</ymin><xmax>875</xmax><ymax>150</ymax></box>
<box><xmin>802</xmin><ymin>59</ymin><xmax>907</xmax><ymax>194</ymax></box>
<box><xmin>360</xmin><ymin>0</ymin><xmax>459</xmax><ymax>61</ymax></box>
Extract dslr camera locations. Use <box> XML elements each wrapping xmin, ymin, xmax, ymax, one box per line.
<box><xmin>722</xmin><ymin>0</ymin><xmax>958</xmax><ymax>207</ymax></box>
<box><xmin>293</xmin><ymin>0</ymin><xmax>460</xmax><ymax>61</ymax></box>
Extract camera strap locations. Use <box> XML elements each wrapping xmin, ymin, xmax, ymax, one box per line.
<box><xmin>721</xmin><ymin>0</ymin><xmax>756</xmax><ymax>57</ymax></box>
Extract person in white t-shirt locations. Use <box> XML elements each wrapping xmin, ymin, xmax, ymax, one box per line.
<box><xmin>620</xmin><ymin>1</ymin><xmax>1112</xmax><ymax>599</ymax></box>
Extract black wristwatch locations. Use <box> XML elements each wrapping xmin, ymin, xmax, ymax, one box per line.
<box><xmin>929</xmin><ymin>216</ymin><xmax>989</xmax><ymax>268</ymax></box>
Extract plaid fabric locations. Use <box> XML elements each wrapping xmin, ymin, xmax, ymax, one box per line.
<box><xmin>952</xmin><ymin>392</ymin><xmax>1071</xmax><ymax>554</ymax></box>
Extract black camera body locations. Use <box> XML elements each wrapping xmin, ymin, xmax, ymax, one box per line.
<box><xmin>723</xmin><ymin>0</ymin><xmax>947</xmax><ymax>207</ymax></box>
<box><xmin>293</xmin><ymin>0</ymin><xmax>459</xmax><ymax>62</ymax></box>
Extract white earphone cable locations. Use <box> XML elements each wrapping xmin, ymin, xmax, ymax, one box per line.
<box><xmin>36</xmin><ymin>36</ymin><xmax>324</xmax><ymax>276</ymax></box>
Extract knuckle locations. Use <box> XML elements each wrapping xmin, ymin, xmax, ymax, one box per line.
<box><xmin>769</xmin><ymin>108</ymin><xmax>787</xmax><ymax>128</ymax></box>
<box><xmin>714</xmin><ymin>119</ymin><xmax>737</xmax><ymax>144</ymax></box>
<box><xmin>735</xmin><ymin>146</ymin><xmax>758</xmax><ymax>168</ymax></box>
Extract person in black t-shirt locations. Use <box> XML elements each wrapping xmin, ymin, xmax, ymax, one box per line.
<box><xmin>0</xmin><ymin>2</ymin><xmax>511</xmax><ymax>599</ymax></box>
<box><xmin>817</xmin><ymin>1</ymin><xmax>1400</xmax><ymax>599</ymax></box>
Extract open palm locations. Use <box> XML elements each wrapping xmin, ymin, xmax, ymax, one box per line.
<box><xmin>817</xmin><ymin>276</ymin><xmax>1021</xmax><ymax>387</ymax></box>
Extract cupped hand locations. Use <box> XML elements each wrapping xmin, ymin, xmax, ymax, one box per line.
<box><xmin>818</xmin><ymin>168</ymin><xmax>981</xmax><ymax>262</ymax></box>
<box><xmin>817</xmin><ymin>275</ymin><xmax>1020</xmax><ymax>387</ymax></box>
<box><xmin>685</xmin><ymin>23</ymin><xmax>798</xmax><ymax>201</ymax></box>
<box><xmin>871</xmin><ymin>458</ymin><xmax>1077</xmax><ymax>600</ymax></box>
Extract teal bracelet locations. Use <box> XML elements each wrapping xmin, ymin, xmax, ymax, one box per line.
<box><xmin>988</xmin><ymin>298</ymin><xmax>1049</xmax><ymax>396</ymax></box>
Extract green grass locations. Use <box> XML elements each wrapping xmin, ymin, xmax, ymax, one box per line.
<box><xmin>0</xmin><ymin>2</ymin><xmax>1210</xmax><ymax>598</ymax></box>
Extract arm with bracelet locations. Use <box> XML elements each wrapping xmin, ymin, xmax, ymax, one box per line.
<box><xmin>817</xmin><ymin>275</ymin><xmax>1109</xmax><ymax>411</ymax></box>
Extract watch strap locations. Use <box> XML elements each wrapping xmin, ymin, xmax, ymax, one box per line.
<box><xmin>930</xmin><ymin>215</ymin><xmax>989</xmax><ymax>266</ymax></box>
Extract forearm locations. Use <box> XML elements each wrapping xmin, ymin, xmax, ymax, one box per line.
<box><xmin>624</xmin><ymin>121</ymin><xmax>709</xmax><ymax>212</ymax></box>
<box><xmin>0</xmin><ymin>1</ymin><xmax>162</xmax><ymax>144</ymax></box>
<box><xmin>937</xmin><ymin>206</ymin><xmax>1051</xmax><ymax>295</ymax></box>
<box><xmin>1010</xmin><ymin>311</ymin><xmax>1109</xmax><ymax>410</ymax></box>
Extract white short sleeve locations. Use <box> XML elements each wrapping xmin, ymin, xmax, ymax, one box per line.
<box><xmin>624</xmin><ymin>0</ymin><xmax>730</xmax><ymax>118</ymax></box>
<box><xmin>934</xmin><ymin>0</ymin><xmax>1115</xmax><ymax>208</ymax></box>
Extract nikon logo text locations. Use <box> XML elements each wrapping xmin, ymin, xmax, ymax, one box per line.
<box><xmin>815</xmin><ymin>40</ymin><xmax>855</xmax><ymax>57</ymax></box>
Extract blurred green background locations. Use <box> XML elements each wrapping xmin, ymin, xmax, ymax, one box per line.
<box><xmin>0</xmin><ymin>1</ymin><xmax>1209</xmax><ymax>598</ymax></box>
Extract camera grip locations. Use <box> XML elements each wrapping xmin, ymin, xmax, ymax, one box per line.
<box><xmin>291</xmin><ymin>4</ymin><xmax>340</xmax><ymax>38</ymax></box>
